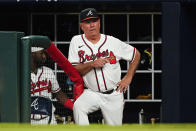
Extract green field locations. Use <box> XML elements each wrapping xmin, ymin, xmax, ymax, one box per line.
<box><xmin>0</xmin><ymin>123</ymin><xmax>196</xmax><ymax>131</ymax></box>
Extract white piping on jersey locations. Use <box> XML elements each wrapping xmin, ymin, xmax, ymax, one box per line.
<box><xmin>130</xmin><ymin>47</ymin><xmax>136</xmax><ymax>63</ymax></box>
<box><xmin>81</xmin><ymin>34</ymin><xmax>108</xmax><ymax>92</ymax></box>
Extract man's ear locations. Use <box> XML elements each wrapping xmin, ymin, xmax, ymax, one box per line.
<box><xmin>80</xmin><ymin>23</ymin><xmax>84</xmax><ymax>31</ymax></box>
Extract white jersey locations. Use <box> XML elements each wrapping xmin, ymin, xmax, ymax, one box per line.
<box><xmin>31</xmin><ymin>66</ymin><xmax>60</xmax><ymax>97</ymax></box>
<box><xmin>68</xmin><ymin>34</ymin><xmax>136</xmax><ymax>92</ymax></box>
<box><xmin>31</xmin><ymin>66</ymin><xmax>60</xmax><ymax>124</ymax></box>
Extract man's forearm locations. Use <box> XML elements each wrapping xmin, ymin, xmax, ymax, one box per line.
<box><xmin>56</xmin><ymin>90</ymin><xmax>68</xmax><ymax>105</ymax></box>
<box><xmin>56</xmin><ymin>90</ymin><xmax>73</xmax><ymax>110</ymax></box>
<box><xmin>74</xmin><ymin>58</ymin><xmax>109</xmax><ymax>76</ymax></box>
<box><xmin>74</xmin><ymin>62</ymin><xmax>94</xmax><ymax>76</ymax></box>
<box><xmin>126</xmin><ymin>49</ymin><xmax>141</xmax><ymax>78</ymax></box>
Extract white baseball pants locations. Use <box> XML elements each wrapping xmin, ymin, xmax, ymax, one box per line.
<box><xmin>73</xmin><ymin>89</ymin><xmax>124</xmax><ymax>125</ymax></box>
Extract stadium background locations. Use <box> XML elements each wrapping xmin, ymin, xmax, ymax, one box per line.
<box><xmin>0</xmin><ymin>0</ymin><xmax>196</xmax><ymax>125</ymax></box>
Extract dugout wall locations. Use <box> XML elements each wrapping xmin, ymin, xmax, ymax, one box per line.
<box><xmin>0</xmin><ymin>31</ymin><xmax>24</xmax><ymax>122</ymax></box>
<box><xmin>0</xmin><ymin>33</ymin><xmax>52</xmax><ymax>122</ymax></box>
<box><xmin>161</xmin><ymin>3</ymin><xmax>196</xmax><ymax>123</ymax></box>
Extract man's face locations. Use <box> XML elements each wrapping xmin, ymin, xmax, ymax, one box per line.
<box><xmin>80</xmin><ymin>18</ymin><xmax>100</xmax><ymax>37</ymax></box>
<box><xmin>32</xmin><ymin>50</ymin><xmax>46</xmax><ymax>67</ymax></box>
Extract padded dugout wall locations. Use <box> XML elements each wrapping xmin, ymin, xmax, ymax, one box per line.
<box><xmin>0</xmin><ymin>32</ymin><xmax>49</xmax><ymax>123</ymax></box>
<box><xmin>0</xmin><ymin>31</ymin><xmax>24</xmax><ymax>122</ymax></box>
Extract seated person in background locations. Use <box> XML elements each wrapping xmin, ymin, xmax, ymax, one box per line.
<box><xmin>31</xmin><ymin>47</ymin><xmax>72</xmax><ymax>124</ymax></box>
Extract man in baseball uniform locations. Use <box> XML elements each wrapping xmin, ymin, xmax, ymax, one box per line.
<box><xmin>68</xmin><ymin>8</ymin><xmax>141</xmax><ymax>125</ymax></box>
<box><xmin>31</xmin><ymin>47</ymin><xmax>73</xmax><ymax>124</ymax></box>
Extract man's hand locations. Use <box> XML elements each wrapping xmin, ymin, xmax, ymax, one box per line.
<box><xmin>117</xmin><ymin>49</ymin><xmax>140</xmax><ymax>93</ymax></box>
<box><xmin>116</xmin><ymin>75</ymin><xmax>133</xmax><ymax>93</ymax></box>
<box><xmin>91</xmin><ymin>58</ymin><xmax>109</xmax><ymax>68</ymax></box>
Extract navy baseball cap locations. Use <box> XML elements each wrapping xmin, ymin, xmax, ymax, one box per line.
<box><xmin>80</xmin><ymin>8</ymin><xmax>99</xmax><ymax>22</ymax></box>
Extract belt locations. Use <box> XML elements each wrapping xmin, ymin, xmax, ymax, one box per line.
<box><xmin>101</xmin><ymin>89</ymin><xmax>114</xmax><ymax>94</ymax></box>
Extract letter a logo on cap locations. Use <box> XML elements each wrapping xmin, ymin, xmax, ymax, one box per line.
<box><xmin>87</xmin><ymin>10</ymin><xmax>93</xmax><ymax>16</ymax></box>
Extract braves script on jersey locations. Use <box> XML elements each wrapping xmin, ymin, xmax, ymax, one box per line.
<box><xmin>31</xmin><ymin>66</ymin><xmax>60</xmax><ymax>124</ymax></box>
<box><xmin>68</xmin><ymin>34</ymin><xmax>136</xmax><ymax>92</ymax></box>
<box><xmin>31</xmin><ymin>66</ymin><xmax>60</xmax><ymax>97</ymax></box>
